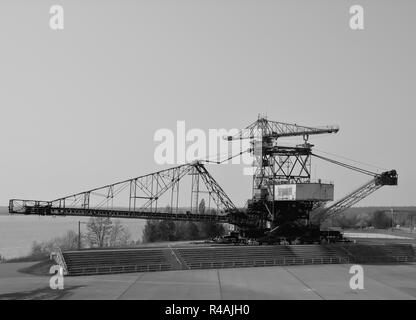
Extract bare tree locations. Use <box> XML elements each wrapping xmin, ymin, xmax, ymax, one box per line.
<box><xmin>108</xmin><ymin>220</ymin><xmax>131</xmax><ymax>247</ymax></box>
<box><xmin>86</xmin><ymin>217</ymin><xmax>113</xmax><ymax>248</ymax></box>
<box><xmin>86</xmin><ymin>217</ymin><xmax>131</xmax><ymax>248</ymax></box>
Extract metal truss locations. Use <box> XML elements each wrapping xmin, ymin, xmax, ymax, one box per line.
<box><xmin>256</xmin><ymin>146</ymin><xmax>313</xmax><ymax>185</ymax></box>
<box><xmin>9</xmin><ymin>162</ymin><xmax>237</xmax><ymax>222</ymax></box>
<box><xmin>320</xmin><ymin>178</ymin><xmax>383</xmax><ymax>220</ymax></box>
<box><xmin>224</xmin><ymin>117</ymin><xmax>338</xmax><ymax>203</ymax></box>
<box><xmin>315</xmin><ymin>165</ymin><xmax>398</xmax><ymax>222</ymax></box>
<box><xmin>225</xmin><ymin>116</ymin><xmax>339</xmax><ymax>141</ymax></box>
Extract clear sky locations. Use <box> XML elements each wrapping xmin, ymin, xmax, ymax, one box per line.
<box><xmin>0</xmin><ymin>0</ymin><xmax>415</xmax><ymax>207</ymax></box>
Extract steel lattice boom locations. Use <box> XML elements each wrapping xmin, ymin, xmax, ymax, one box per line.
<box><xmin>225</xmin><ymin>116</ymin><xmax>339</xmax><ymax>141</ymax></box>
<box><xmin>9</xmin><ymin>162</ymin><xmax>237</xmax><ymax>223</ymax></box>
<box><xmin>316</xmin><ymin>170</ymin><xmax>398</xmax><ymax>222</ymax></box>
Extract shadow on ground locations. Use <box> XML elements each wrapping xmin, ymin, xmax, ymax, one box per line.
<box><xmin>0</xmin><ymin>285</ymin><xmax>84</xmax><ymax>300</ymax></box>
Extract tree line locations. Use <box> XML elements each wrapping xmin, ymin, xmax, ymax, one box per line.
<box><xmin>142</xmin><ymin>220</ymin><xmax>225</xmax><ymax>242</ymax></box>
<box><xmin>326</xmin><ymin>210</ymin><xmax>416</xmax><ymax>229</ymax></box>
<box><xmin>142</xmin><ymin>200</ymin><xmax>226</xmax><ymax>242</ymax></box>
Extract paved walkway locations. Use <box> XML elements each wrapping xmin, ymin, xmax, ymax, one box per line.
<box><xmin>1</xmin><ymin>262</ymin><xmax>415</xmax><ymax>299</ymax></box>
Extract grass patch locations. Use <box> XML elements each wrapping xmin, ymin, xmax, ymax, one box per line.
<box><xmin>17</xmin><ymin>259</ymin><xmax>55</xmax><ymax>276</ymax></box>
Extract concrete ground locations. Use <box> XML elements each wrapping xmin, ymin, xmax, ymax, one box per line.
<box><xmin>0</xmin><ymin>262</ymin><xmax>415</xmax><ymax>300</ymax></box>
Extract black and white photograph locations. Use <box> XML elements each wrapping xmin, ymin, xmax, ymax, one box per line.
<box><xmin>0</xmin><ymin>0</ymin><xmax>415</xmax><ymax>307</ymax></box>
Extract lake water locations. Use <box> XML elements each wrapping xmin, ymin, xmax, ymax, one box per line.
<box><xmin>0</xmin><ymin>215</ymin><xmax>145</xmax><ymax>259</ymax></box>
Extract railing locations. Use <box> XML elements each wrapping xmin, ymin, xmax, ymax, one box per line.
<box><xmin>51</xmin><ymin>247</ymin><xmax>68</xmax><ymax>275</ymax></box>
<box><xmin>349</xmin><ymin>255</ymin><xmax>415</xmax><ymax>263</ymax></box>
<box><xmin>169</xmin><ymin>246</ymin><xmax>189</xmax><ymax>270</ymax></box>
<box><xmin>188</xmin><ymin>254</ymin><xmax>416</xmax><ymax>269</ymax></box>
<box><xmin>68</xmin><ymin>263</ymin><xmax>172</xmax><ymax>276</ymax></box>
<box><xmin>66</xmin><ymin>257</ymin><xmax>352</xmax><ymax>275</ymax></box>
<box><xmin>187</xmin><ymin>256</ymin><xmax>352</xmax><ymax>269</ymax></box>
<box><xmin>63</xmin><ymin>254</ymin><xmax>415</xmax><ymax>275</ymax></box>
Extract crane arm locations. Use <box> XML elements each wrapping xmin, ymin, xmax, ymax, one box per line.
<box><xmin>9</xmin><ymin>162</ymin><xmax>238</xmax><ymax>221</ymax></box>
<box><xmin>312</xmin><ymin>151</ymin><xmax>398</xmax><ymax>222</ymax></box>
<box><xmin>225</xmin><ymin>117</ymin><xmax>339</xmax><ymax>141</ymax></box>
<box><xmin>317</xmin><ymin>173</ymin><xmax>386</xmax><ymax>221</ymax></box>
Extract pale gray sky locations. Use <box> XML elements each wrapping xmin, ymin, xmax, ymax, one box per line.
<box><xmin>0</xmin><ymin>0</ymin><xmax>415</xmax><ymax>207</ymax></box>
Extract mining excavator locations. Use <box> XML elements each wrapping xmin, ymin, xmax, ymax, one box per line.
<box><xmin>9</xmin><ymin>117</ymin><xmax>398</xmax><ymax>244</ymax></box>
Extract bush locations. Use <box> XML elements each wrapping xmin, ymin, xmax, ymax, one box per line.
<box><xmin>6</xmin><ymin>230</ymin><xmax>80</xmax><ymax>262</ymax></box>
